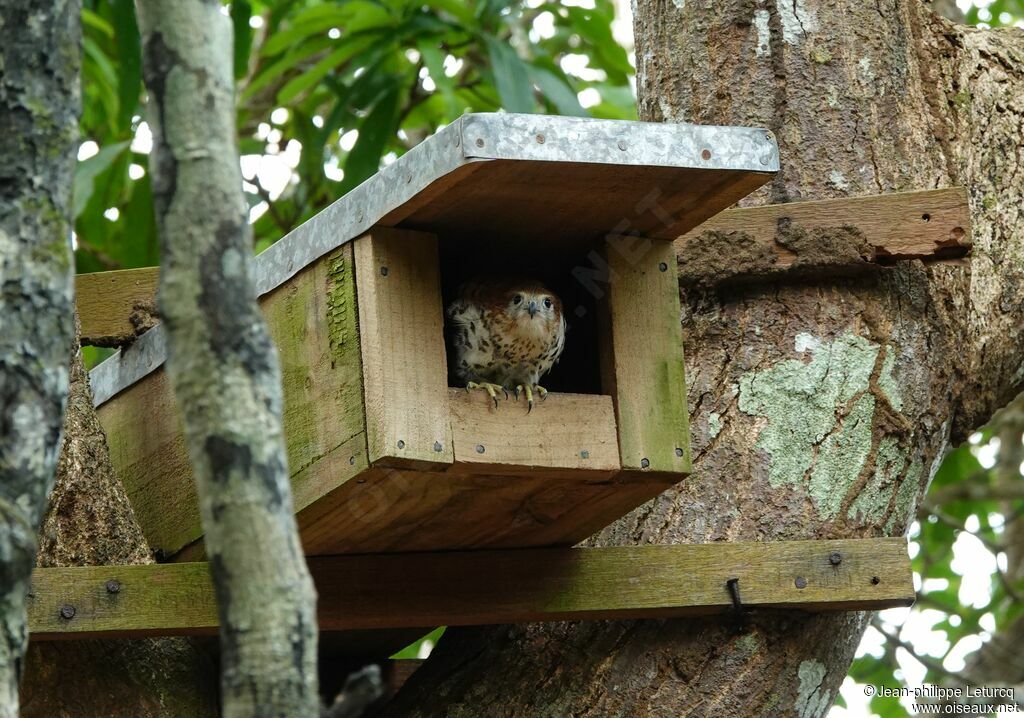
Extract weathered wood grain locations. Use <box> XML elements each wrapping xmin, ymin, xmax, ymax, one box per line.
<box><xmin>676</xmin><ymin>187</ymin><xmax>971</xmax><ymax>285</ymax></box>
<box><xmin>76</xmin><ymin>267</ymin><xmax>160</xmax><ymax>347</ymax></box>
<box><xmin>28</xmin><ymin>539</ymin><xmax>914</xmax><ymax>640</ymax></box>
<box><xmin>296</xmin><ymin>464</ymin><xmax>644</xmax><ymax>555</ymax></box>
<box><xmin>98</xmin><ymin>247</ymin><xmax>367</xmax><ymax>558</ymax></box>
<box><xmin>354</xmin><ymin>229</ymin><xmax>453</xmax><ymax>469</ymax></box>
<box><xmin>599</xmin><ymin>238</ymin><xmax>691</xmax><ymax>474</ymax></box>
<box><xmin>448</xmin><ymin>389</ymin><xmax>620</xmax><ymax>471</ymax></box>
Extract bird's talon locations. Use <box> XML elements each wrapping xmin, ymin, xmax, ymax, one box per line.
<box><xmin>467</xmin><ymin>381</ymin><xmax>506</xmax><ymax>409</ymax></box>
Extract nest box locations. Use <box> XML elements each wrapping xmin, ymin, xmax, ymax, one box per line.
<box><xmin>90</xmin><ymin>113</ymin><xmax>780</xmax><ymax>560</ymax></box>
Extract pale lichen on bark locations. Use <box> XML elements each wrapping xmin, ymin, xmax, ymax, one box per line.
<box><xmin>0</xmin><ymin>1</ymin><xmax>78</xmax><ymax>715</ymax></box>
<box><xmin>135</xmin><ymin>1</ymin><xmax>318</xmax><ymax>715</ymax></box>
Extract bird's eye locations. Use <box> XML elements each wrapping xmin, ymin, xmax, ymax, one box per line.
<box><xmin>543</xmin><ymin>298</ymin><xmax>553</xmax><ymax>309</ymax></box>
<box><xmin>513</xmin><ymin>295</ymin><xmax>523</xmax><ymax>305</ymax></box>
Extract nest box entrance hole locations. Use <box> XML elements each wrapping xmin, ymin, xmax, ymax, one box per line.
<box><xmin>437</xmin><ymin>231</ymin><xmax>604</xmax><ymax>396</ymax></box>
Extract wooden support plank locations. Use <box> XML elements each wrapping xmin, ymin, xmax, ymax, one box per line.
<box><xmin>99</xmin><ymin>247</ymin><xmax>368</xmax><ymax>558</ymax></box>
<box><xmin>354</xmin><ymin>228</ymin><xmax>453</xmax><ymax>469</ymax></box>
<box><xmin>676</xmin><ymin>187</ymin><xmax>971</xmax><ymax>286</ymax></box>
<box><xmin>600</xmin><ymin>237</ymin><xmax>691</xmax><ymax>474</ymax></box>
<box><xmin>76</xmin><ymin>267</ymin><xmax>160</xmax><ymax>347</ymax></box>
<box><xmin>448</xmin><ymin>389</ymin><xmax>620</xmax><ymax>471</ymax></box>
<box><xmin>28</xmin><ymin>539</ymin><xmax>914</xmax><ymax>640</ymax></box>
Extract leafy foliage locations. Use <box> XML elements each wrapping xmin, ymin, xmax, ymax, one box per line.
<box><xmin>965</xmin><ymin>0</ymin><xmax>1024</xmax><ymax>26</ymax></box>
<box><xmin>75</xmin><ymin>0</ymin><xmax>636</xmax><ymax>270</ymax></box>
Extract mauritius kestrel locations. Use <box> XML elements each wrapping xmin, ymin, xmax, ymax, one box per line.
<box><xmin>447</xmin><ymin>278</ymin><xmax>565</xmax><ymax>411</ymax></box>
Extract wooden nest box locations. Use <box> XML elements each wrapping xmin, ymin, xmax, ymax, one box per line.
<box><xmin>89</xmin><ymin>113</ymin><xmax>780</xmax><ymax>561</ymax></box>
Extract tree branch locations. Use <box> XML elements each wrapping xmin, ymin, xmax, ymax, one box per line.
<box><xmin>0</xmin><ymin>1</ymin><xmax>78</xmax><ymax>715</ymax></box>
<box><xmin>136</xmin><ymin>2</ymin><xmax>319</xmax><ymax>715</ymax></box>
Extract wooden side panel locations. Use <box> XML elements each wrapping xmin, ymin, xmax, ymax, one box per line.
<box><xmin>354</xmin><ymin>228</ymin><xmax>452</xmax><ymax>468</ymax></box>
<box><xmin>98</xmin><ymin>248</ymin><xmax>367</xmax><ymax>558</ymax></box>
<box><xmin>600</xmin><ymin>238</ymin><xmax>691</xmax><ymax>474</ymax></box>
<box><xmin>28</xmin><ymin>539</ymin><xmax>914</xmax><ymax>640</ymax></box>
<box><xmin>76</xmin><ymin>267</ymin><xmax>160</xmax><ymax>346</ymax></box>
<box><xmin>448</xmin><ymin>389</ymin><xmax>620</xmax><ymax>471</ymax></box>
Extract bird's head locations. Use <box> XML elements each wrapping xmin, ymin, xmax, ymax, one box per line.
<box><xmin>501</xmin><ymin>282</ymin><xmax>562</xmax><ymax>336</ymax></box>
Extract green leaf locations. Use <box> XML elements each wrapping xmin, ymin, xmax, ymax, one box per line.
<box><xmin>341</xmin><ymin>84</ymin><xmax>403</xmax><ymax>193</ymax></box>
<box><xmin>483</xmin><ymin>36</ymin><xmax>533</xmax><ymax>113</ymax></box>
<box><xmin>260</xmin><ymin>2</ymin><xmax>392</xmax><ymax>57</ymax></box>
<box><xmin>390</xmin><ymin>627</ymin><xmax>445</xmax><ymax>659</ymax></box>
<box><xmin>73</xmin><ymin>142</ymin><xmax>130</xmax><ymax>220</ymax></box>
<box><xmin>276</xmin><ymin>33</ymin><xmax>382</xmax><ymax>104</ymax></box>
<box><xmin>242</xmin><ymin>35</ymin><xmax>334</xmax><ymax>100</ymax></box>
<box><xmin>81</xmin><ymin>7</ymin><xmax>114</xmax><ymax>38</ymax></box>
<box><xmin>528</xmin><ymin>63</ymin><xmax>586</xmax><ymax>116</ymax></box>
<box><xmin>231</xmin><ymin>0</ymin><xmax>254</xmax><ymax>79</ymax></box>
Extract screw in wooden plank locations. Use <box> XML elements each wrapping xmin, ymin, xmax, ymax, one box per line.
<box><xmin>476</xmin><ymin>444</ymin><xmax>485</xmax><ymax>454</ymax></box>
<box><xmin>536</xmin><ymin>134</ymin><xmax>545</xmax><ymax>144</ymax></box>
<box><xmin>475</xmin><ymin>138</ymin><xmax>484</xmax><ymax>148</ymax></box>
<box><xmin>701</xmin><ymin>149</ymin><xmax>712</xmax><ymax>160</ymax></box>
<box><xmin>380</xmin><ymin>266</ymin><xmax>389</xmax><ymax>277</ymax></box>
<box><xmin>349</xmin><ymin>456</ymin><xmax>356</xmax><ymax>466</ymax></box>
<box><xmin>871</xmin><ymin>576</ymin><xmax>880</xmax><ymax>585</ymax></box>
<box><xmin>828</xmin><ymin>552</ymin><xmax>842</xmax><ymax>566</ymax></box>
<box><xmin>580</xmin><ymin>450</ymin><xmax>590</xmax><ymax>459</ymax></box>
<box><xmin>396</xmin><ymin>439</ymin><xmax>405</xmax><ymax>449</ymax></box>
<box><xmin>659</xmin><ymin>262</ymin><xmax>668</xmax><ymax>272</ymax></box>
<box><xmin>105</xmin><ymin>580</ymin><xmax>121</xmax><ymax>594</ymax></box>
<box><xmin>617</xmin><ymin>140</ymin><xmax>627</xmax><ymax>151</ymax></box>
<box><xmin>675</xmin><ymin>447</ymin><xmax>684</xmax><ymax>457</ymax></box>
<box><xmin>59</xmin><ymin>605</ymin><xmax>76</xmax><ymax>620</ymax></box>
<box><xmin>433</xmin><ymin>441</ymin><xmax>443</xmax><ymax>452</ymax></box>
<box><xmin>794</xmin><ymin>576</ymin><xmax>807</xmax><ymax>589</ymax></box>
<box><xmin>640</xmin><ymin>458</ymin><xmax>650</xmax><ymax>468</ymax></box>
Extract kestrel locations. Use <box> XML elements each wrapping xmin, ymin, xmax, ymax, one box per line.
<box><xmin>447</xmin><ymin>278</ymin><xmax>565</xmax><ymax>411</ymax></box>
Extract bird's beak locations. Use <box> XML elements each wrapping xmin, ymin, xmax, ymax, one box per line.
<box><xmin>528</xmin><ymin>301</ymin><xmax>538</xmax><ymax>317</ymax></box>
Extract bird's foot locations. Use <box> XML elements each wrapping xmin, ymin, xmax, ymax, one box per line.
<box><xmin>466</xmin><ymin>381</ymin><xmax>508</xmax><ymax>409</ymax></box>
<box><xmin>514</xmin><ymin>384</ymin><xmax>548</xmax><ymax>413</ymax></box>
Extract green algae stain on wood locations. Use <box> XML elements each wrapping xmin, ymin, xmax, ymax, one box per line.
<box><xmin>738</xmin><ymin>332</ymin><xmax>907</xmax><ymax>521</ymax></box>
<box><xmin>601</xmin><ymin>239</ymin><xmax>691</xmax><ymax>474</ymax></box>
<box><xmin>263</xmin><ymin>244</ymin><xmax>366</xmax><ymax>506</ymax></box>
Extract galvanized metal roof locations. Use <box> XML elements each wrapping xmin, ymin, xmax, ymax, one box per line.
<box><xmin>91</xmin><ymin>112</ymin><xmax>778</xmax><ymax>407</ymax></box>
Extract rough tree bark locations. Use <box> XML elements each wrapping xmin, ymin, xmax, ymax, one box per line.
<box><xmin>0</xmin><ymin>1</ymin><xmax>78</xmax><ymax>715</ymax></box>
<box><xmin>380</xmin><ymin>2</ymin><xmax>1024</xmax><ymax>716</ymax></box>
<box><xmin>19</xmin><ymin>322</ymin><xmax>220</xmax><ymax>717</ymax></box>
<box><xmin>135</xmin><ymin>1</ymin><xmax>319</xmax><ymax>715</ymax></box>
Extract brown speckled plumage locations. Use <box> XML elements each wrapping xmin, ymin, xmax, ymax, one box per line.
<box><xmin>447</xmin><ymin>278</ymin><xmax>565</xmax><ymax>389</ymax></box>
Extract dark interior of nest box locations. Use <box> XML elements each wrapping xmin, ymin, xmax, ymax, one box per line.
<box><xmin>436</xmin><ymin>230</ymin><xmax>606</xmax><ymax>396</ymax></box>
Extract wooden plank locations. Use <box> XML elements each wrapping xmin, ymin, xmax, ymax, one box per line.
<box><xmin>28</xmin><ymin>539</ymin><xmax>914</xmax><ymax>640</ymax></box>
<box><xmin>354</xmin><ymin>228</ymin><xmax>453</xmax><ymax>469</ymax></box>
<box><xmin>676</xmin><ymin>187</ymin><xmax>972</xmax><ymax>285</ymax></box>
<box><xmin>98</xmin><ymin>247</ymin><xmax>367</xmax><ymax>558</ymax></box>
<box><xmin>297</xmin><ymin>465</ymin><xmax>642</xmax><ymax>555</ymax></box>
<box><xmin>600</xmin><ymin>238</ymin><xmax>691</xmax><ymax>474</ymax></box>
<box><xmin>76</xmin><ymin>267</ymin><xmax>160</xmax><ymax>347</ymax></box>
<box><xmin>448</xmin><ymin>389</ymin><xmax>620</xmax><ymax>472</ymax></box>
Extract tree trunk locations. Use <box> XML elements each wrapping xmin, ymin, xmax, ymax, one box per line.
<box><xmin>0</xmin><ymin>1</ymin><xmax>79</xmax><ymax>715</ymax></box>
<box><xmin>380</xmin><ymin>3</ymin><xmax>1024</xmax><ymax>716</ymax></box>
<box><xmin>135</xmin><ymin>1</ymin><xmax>319</xmax><ymax>715</ymax></box>
<box><xmin>19</xmin><ymin>322</ymin><xmax>220</xmax><ymax>717</ymax></box>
